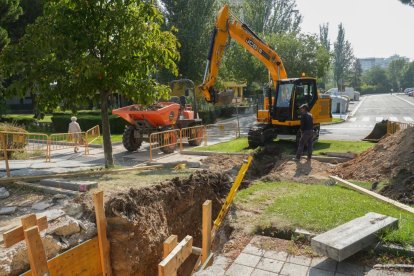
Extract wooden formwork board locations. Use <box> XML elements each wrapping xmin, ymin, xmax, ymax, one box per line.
<box><xmin>21</xmin><ymin>237</ymin><xmax>102</xmax><ymax>276</ymax></box>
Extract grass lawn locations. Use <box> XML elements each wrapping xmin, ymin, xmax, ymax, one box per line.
<box><xmin>235</xmin><ymin>181</ymin><xmax>414</xmax><ymax>246</ymax></box>
<box><xmin>194</xmin><ymin>138</ymin><xmax>374</xmax><ymax>155</ymax></box>
<box><xmin>91</xmin><ymin>134</ymin><xmax>123</xmax><ymax>145</ymax></box>
<box><xmin>321</xmin><ymin>118</ymin><xmax>344</xmax><ymax>124</ymax></box>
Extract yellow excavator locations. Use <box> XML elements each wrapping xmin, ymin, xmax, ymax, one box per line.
<box><xmin>199</xmin><ymin>4</ymin><xmax>332</xmax><ymax>147</ymax></box>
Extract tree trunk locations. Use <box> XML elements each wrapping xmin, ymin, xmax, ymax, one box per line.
<box><xmin>100</xmin><ymin>91</ymin><xmax>114</xmax><ymax>168</ymax></box>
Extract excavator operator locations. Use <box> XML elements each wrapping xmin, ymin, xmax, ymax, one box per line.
<box><xmin>295</xmin><ymin>104</ymin><xmax>313</xmax><ymax>161</ymax></box>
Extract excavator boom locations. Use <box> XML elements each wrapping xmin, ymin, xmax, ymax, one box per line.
<box><xmin>200</xmin><ymin>5</ymin><xmax>287</xmax><ymax>103</ymax></box>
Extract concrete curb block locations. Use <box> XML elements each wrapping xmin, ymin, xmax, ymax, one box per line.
<box><xmin>13</xmin><ymin>181</ymin><xmax>79</xmax><ymax>196</ymax></box>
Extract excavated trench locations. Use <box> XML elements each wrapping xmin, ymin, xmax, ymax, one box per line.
<box><xmin>105</xmin><ymin>171</ymin><xmax>231</xmax><ymax>276</ymax></box>
<box><xmin>103</xmin><ymin>144</ymin><xmax>285</xmax><ymax>275</ymax></box>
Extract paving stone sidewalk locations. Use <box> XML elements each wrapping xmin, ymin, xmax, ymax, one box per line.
<box><xmin>224</xmin><ymin>242</ymin><xmax>412</xmax><ymax>276</ymax></box>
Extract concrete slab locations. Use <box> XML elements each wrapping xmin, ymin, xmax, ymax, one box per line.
<box><xmin>256</xmin><ymin>257</ymin><xmax>283</xmax><ymax>273</ymax></box>
<box><xmin>311</xmin><ymin>212</ymin><xmax>398</xmax><ymax>261</ymax></box>
<box><xmin>242</xmin><ymin>243</ymin><xmax>266</xmax><ymax>257</ymax></box>
<box><xmin>40</xmin><ymin>178</ymin><xmax>98</xmax><ymax>192</ymax></box>
<box><xmin>234</xmin><ymin>253</ymin><xmax>261</xmax><ymax>268</ymax></box>
<box><xmin>280</xmin><ymin>263</ymin><xmax>309</xmax><ymax>276</ymax></box>
<box><xmin>285</xmin><ymin>255</ymin><xmax>312</xmax><ymax>266</ymax></box>
<box><xmin>263</xmin><ymin>250</ymin><xmax>288</xmax><ymax>262</ymax></box>
<box><xmin>0</xmin><ymin>206</ymin><xmax>17</xmax><ymax>215</ymax></box>
<box><xmin>225</xmin><ymin>263</ymin><xmax>254</xmax><ymax>276</ymax></box>
<box><xmin>308</xmin><ymin>267</ymin><xmax>335</xmax><ymax>276</ymax></box>
<box><xmin>251</xmin><ymin>268</ymin><xmax>278</xmax><ymax>276</ymax></box>
<box><xmin>310</xmin><ymin>257</ymin><xmax>337</xmax><ymax>272</ymax></box>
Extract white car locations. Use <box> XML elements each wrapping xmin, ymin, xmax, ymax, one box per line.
<box><xmin>404</xmin><ymin>88</ymin><xmax>414</xmax><ymax>95</ymax></box>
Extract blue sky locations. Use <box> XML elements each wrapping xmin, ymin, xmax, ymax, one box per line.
<box><xmin>295</xmin><ymin>0</ymin><xmax>414</xmax><ymax>59</ymax></box>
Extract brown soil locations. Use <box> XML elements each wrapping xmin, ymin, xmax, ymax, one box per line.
<box><xmin>104</xmin><ymin>170</ymin><xmax>231</xmax><ymax>276</ymax></box>
<box><xmin>334</xmin><ymin>127</ymin><xmax>414</xmax><ymax>204</ymax></box>
<box><xmin>261</xmin><ymin>158</ymin><xmax>333</xmax><ymax>183</ymax></box>
<box><xmin>203</xmin><ymin>144</ymin><xmax>333</xmax><ymax>183</ymax></box>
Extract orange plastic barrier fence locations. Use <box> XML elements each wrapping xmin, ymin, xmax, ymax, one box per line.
<box><xmin>149</xmin><ymin>129</ymin><xmax>180</xmax><ymax>161</ymax></box>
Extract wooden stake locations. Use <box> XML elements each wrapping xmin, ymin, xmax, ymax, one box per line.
<box><xmin>23</xmin><ymin>226</ymin><xmax>49</xmax><ymax>276</ymax></box>
<box><xmin>163</xmin><ymin>235</ymin><xmax>178</xmax><ymax>258</ymax></box>
<box><xmin>93</xmin><ymin>191</ymin><xmax>112</xmax><ymax>276</ymax></box>
<box><xmin>4</xmin><ymin>215</ymin><xmax>47</xmax><ymax>248</ymax></box>
<box><xmin>202</xmin><ymin>200</ymin><xmax>212</xmax><ymax>265</ymax></box>
<box><xmin>331</xmin><ymin>176</ymin><xmax>414</xmax><ymax>215</ymax></box>
<box><xmin>158</xmin><ymin>235</ymin><xmax>193</xmax><ymax>276</ymax></box>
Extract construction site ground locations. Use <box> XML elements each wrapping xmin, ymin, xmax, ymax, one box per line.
<box><xmin>2</xmin><ymin>125</ymin><xmax>414</xmax><ymax>275</ymax></box>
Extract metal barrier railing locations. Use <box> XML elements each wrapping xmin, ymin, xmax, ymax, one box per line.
<box><xmin>1</xmin><ymin>125</ymin><xmax>100</xmax><ymax>177</ymax></box>
<box><xmin>387</xmin><ymin>121</ymin><xmax>414</xmax><ymax>135</ymax></box>
<box><xmin>179</xmin><ymin>125</ymin><xmax>206</xmax><ymax>150</ymax></box>
<box><xmin>149</xmin><ymin>129</ymin><xmax>180</xmax><ymax>161</ymax></box>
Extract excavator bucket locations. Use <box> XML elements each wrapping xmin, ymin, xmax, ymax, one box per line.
<box><xmin>217</xmin><ymin>90</ymin><xmax>234</xmax><ymax>105</ymax></box>
<box><xmin>363</xmin><ymin>120</ymin><xmax>388</xmax><ymax>142</ymax></box>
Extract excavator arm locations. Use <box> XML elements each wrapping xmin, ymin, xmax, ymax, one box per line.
<box><xmin>200</xmin><ymin>4</ymin><xmax>288</xmax><ymax>103</ymax></box>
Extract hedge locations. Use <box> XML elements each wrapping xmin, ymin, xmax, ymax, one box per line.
<box><xmin>0</xmin><ymin>116</ymin><xmax>36</xmax><ymax>127</ymax></box>
<box><xmin>51</xmin><ymin>114</ymin><xmax>127</xmax><ymax>134</ymax></box>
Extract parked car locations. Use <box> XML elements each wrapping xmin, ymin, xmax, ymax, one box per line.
<box><xmin>408</xmin><ymin>90</ymin><xmax>414</xmax><ymax>97</ymax></box>
<box><xmin>404</xmin><ymin>88</ymin><xmax>414</xmax><ymax>95</ymax></box>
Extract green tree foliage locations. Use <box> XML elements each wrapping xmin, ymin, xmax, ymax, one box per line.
<box><xmin>5</xmin><ymin>0</ymin><xmax>43</xmax><ymax>44</ymax></box>
<box><xmin>362</xmin><ymin>66</ymin><xmax>390</xmax><ymax>92</ymax></box>
<box><xmin>0</xmin><ymin>0</ymin><xmax>22</xmax><ymax>50</ymax></box>
<box><xmin>333</xmin><ymin>23</ymin><xmax>354</xmax><ymax>91</ymax></box>
<box><xmin>220</xmin><ymin>0</ymin><xmax>304</xmax><ymax>89</ymax></box>
<box><xmin>387</xmin><ymin>58</ymin><xmax>409</xmax><ymax>91</ymax></box>
<box><xmin>349</xmin><ymin>59</ymin><xmax>362</xmax><ymax>90</ymax></box>
<box><xmin>162</xmin><ymin>0</ymin><xmax>216</xmax><ymax>82</ymax></box>
<box><xmin>319</xmin><ymin>23</ymin><xmax>330</xmax><ymax>52</ymax></box>
<box><xmin>242</xmin><ymin>0</ymin><xmax>302</xmax><ymax>34</ymax></box>
<box><xmin>401</xmin><ymin>62</ymin><xmax>414</xmax><ymax>88</ymax></box>
<box><xmin>1</xmin><ymin>0</ymin><xmax>179</xmax><ymax>167</ymax></box>
<box><xmin>399</xmin><ymin>0</ymin><xmax>414</xmax><ymax>7</ymax></box>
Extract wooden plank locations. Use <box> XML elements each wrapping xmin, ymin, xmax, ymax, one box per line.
<box><xmin>3</xmin><ymin>216</ymin><xmax>47</xmax><ymax>247</ymax></box>
<box><xmin>0</xmin><ymin>165</ymin><xmax>162</xmax><ymax>185</ymax></box>
<box><xmin>311</xmin><ymin>212</ymin><xmax>398</xmax><ymax>261</ymax></box>
<box><xmin>22</xmin><ymin>237</ymin><xmax>102</xmax><ymax>276</ymax></box>
<box><xmin>93</xmin><ymin>191</ymin><xmax>112</xmax><ymax>276</ymax></box>
<box><xmin>163</xmin><ymin>235</ymin><xmax>178</xmax><ymax>276</ymax></box>
<box><xmin>158</xmin><ymin>235</ymin><xmax>193</xmax><ymax>276</ymax></box>
<box><xmin>163</xmin><ymin>235</ymin><xmax>178</xmax><ymax>258</ymax></box>
<box><xmin>23</xmin><ymin>226</ymin><xmax>49</xmax><ymax>276</ymax></box>
<box><xmin>21</xmin><ymin>214</ymin><xmax>37</xmax><ymax>230</ymax></box>
<box><xmin>331</xmin><ymin>176</ymin><xmax>414</xmax><ymax>214</ymax></box>
<box><xmin>202</xmin><ymin>200</ymin><xmax>212</xmax><ymax>265</ymax></box>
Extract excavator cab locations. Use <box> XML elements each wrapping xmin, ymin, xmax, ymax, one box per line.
<box><xmin>272</xmin><ymin>78</ymin><xmax>318</xmax><ymax>122</ymax></box>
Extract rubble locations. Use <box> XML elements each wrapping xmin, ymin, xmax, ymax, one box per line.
<box><xmin>0</xmin><ymin>187</ymin><xmax>9</xmax><ymax>199</ymax></box>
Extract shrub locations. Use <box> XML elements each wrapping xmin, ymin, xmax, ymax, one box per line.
<box><xmin>51</xmin><ymin>114</ymin><xmax>126</xmax><ymax>134</ymax></box>
<box><xmin>0</xmin><ymin>116</ymin><xmax>36</xmax><ymax>127</ymax></box>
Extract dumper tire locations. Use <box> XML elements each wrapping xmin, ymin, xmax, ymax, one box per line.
<box><xmin>122</xmin><ymin>126</ymin><xmax>142</xmax><ymax>152</ymax></box>
<box><xmin>160</xmin><ymin>131</ymin><xmax>177</xmax><ymax>154</ymax></box>
<box><xmin>188</xmin><ymin>125</ymin><xmax>204</xmax><ymax>146</ymax></box>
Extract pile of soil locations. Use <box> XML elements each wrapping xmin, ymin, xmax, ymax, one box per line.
<box><xmin>262</xmin><ymin>158</ymin><xmax>334</xmax><ymax>183</ymax></box>
<box><xmin>335</xmin><ymin>127</ymin><xmax>414</xmax><ymax>181</ymax></box>
<box><xmin>105</xmin><ymin>170</ymin><xmax>231</xmax><ymax>276</ymax></box>
<box><xmin>202</xmin><ymin>144</ymin><xmax>332</xmax><ymax>183</ymax></box>
<box><xmin>334</xmin><ymin>127</ymin><xmax>414</xmax><ymax>204</ymax></box>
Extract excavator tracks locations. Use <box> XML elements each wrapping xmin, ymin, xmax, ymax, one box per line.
<box><xmin>248</xmin><ymin>124</ymin><xmax>275</xmax><ymax>148</ymax></box>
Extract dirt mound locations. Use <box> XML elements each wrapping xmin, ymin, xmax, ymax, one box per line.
<box><xmin>380</xmin><ymin>173</ymin><xmax>414</xmax><ymax>205</ymax></box>
<box><xmin>105</xmin><ymin>170</ymin><xmax>230</xmax><ymax>276</ymax></box>
<box><xmin>334</xmin><ymin>127</ymin><xmax>414</xmax><ymax>182</ymax></box>
<box><xmin>202</xmin><ymin>154</ymin><xmax>245</xmax><ymax>173</ymax></box>
<box><xmin>262</xmin><ymin>158</ymin><xmax>334</xmax><ymax>183</ymax></box>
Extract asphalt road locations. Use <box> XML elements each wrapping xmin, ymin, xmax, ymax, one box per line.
<box><xmin>321</xmin><ymin>93</ymin><xmax>414</xmax><ymax>141</ymax></box>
